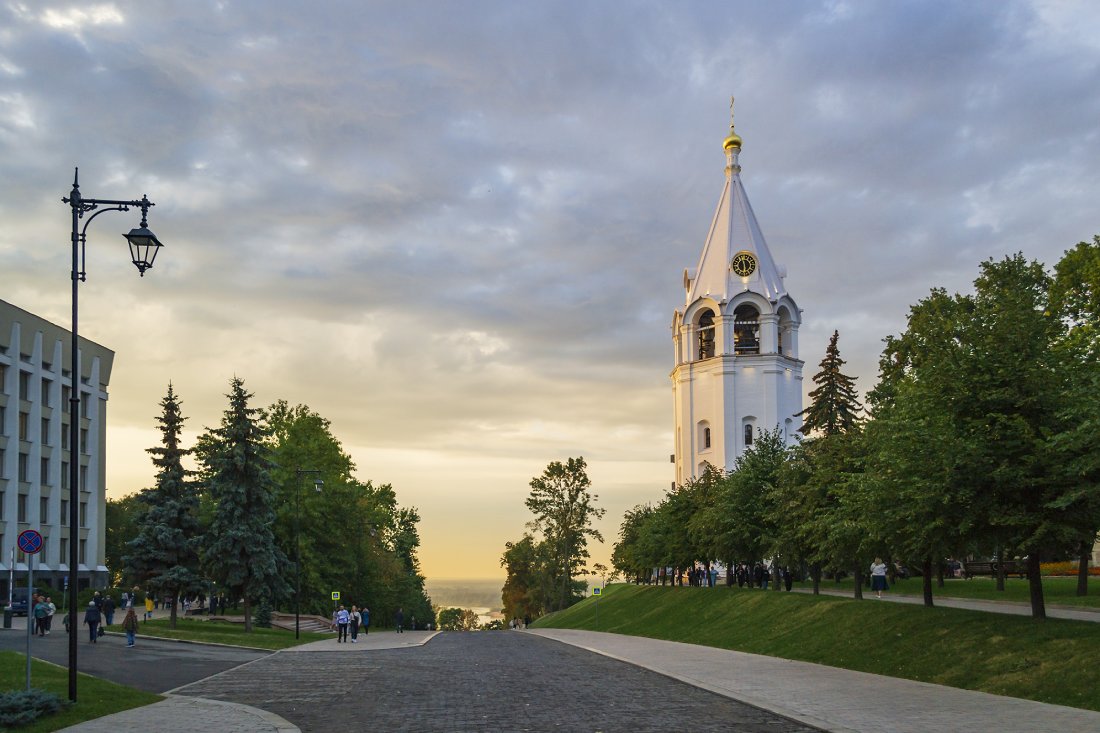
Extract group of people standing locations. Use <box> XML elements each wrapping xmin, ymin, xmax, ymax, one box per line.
<box><xmin>80</xmin><ymin>589</ymin><xmax>141</xmax><ymax>646</ymax></box>
<box><xmin>332</xmin><ymin>604</ymin><xmax>370</xmax><ymax>642</ymax></box>
<box><xmin>30</xmin><ymin>593</ymin><xmax>56</xmax><ymax>636</ymax></box>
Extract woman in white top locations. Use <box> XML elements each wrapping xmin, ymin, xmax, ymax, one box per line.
<box><xmin>870</xmin><ymin>557</ymin><xmax>889</xmax><ymax>599</ymax></box>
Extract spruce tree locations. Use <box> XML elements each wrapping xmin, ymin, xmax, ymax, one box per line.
<box><xmin>123</xmin><ymin>383</ymin><xmax>203</xmax><ymax>629</ymax></box>
<box><xmin>798</xmin><ymin>330</ymin><xmax>862</xmax><ymax>437</ymax></box>
<box><xmin>197</xmin><ymin>377</ymin><xmax>288</xmax><ymax>632</ymax></box>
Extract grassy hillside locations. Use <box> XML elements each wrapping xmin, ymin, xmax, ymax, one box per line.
<box><xmin>532</xmin><ymin>584</ymin><xmax>1100</xmax><ymax>711</ymax></box>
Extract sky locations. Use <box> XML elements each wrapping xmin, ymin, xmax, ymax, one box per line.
<box><xmin>2</xmin><ymin>1</ymin><xmax>1099</xmax><ymax>581</ymax></box>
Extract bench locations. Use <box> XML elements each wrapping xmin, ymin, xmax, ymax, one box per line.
<box><xmin>963</xmin><ymin>560</ymin><xmax>1028</xmax><ymax>580</ymax></box>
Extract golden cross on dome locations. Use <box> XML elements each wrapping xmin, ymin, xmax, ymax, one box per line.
<box><xmin>729</xmin><ymin>96</ymin><xmax>735</xmax><ymax>127</ymax></box>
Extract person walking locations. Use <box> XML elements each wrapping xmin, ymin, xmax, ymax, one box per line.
<box><xmin>33</xmin><ymin>596</ymin><xmax>50</xmax><ymax>637</ymax></box>
<box><xmin>361</xmin><ymin>607</ymin><xmax>370</xmax><ymax>635</ymax></box>
<box><xmin>122</xmin><ymin>606</ymin><xmax>139</xmax><ymax>647</ymax></box>
<box><xmin>336</xmin><ymin>605</ymin><xmax>350</xmax><ymax>642</ymax></box>
<box><xmin>144</xmin><ymin>593</ymin><xmax>154</xmax><ymax>622</ymax></box>
<box><xmin>83</xmin><ymin>601</ymin><xmax>101</xmax><ymax>643</ymax></box>
<box><xmin>350</xmin><ymin>606</ymin><xmax>361</xmax><ymax>643</ymax></box>
<box><xmin>103</xmin><ymin>595</ymin><xmax>116</xmax><ymax>626</ymax></box>
<box><xmin>870</xmin><ymin>557</ymin><xmax>889</xmax><ymax>599</ymax></box>
<box><xmin>45</xmin><ymin>596</ymin><xmax>56</xmax><ymax>634</ymax></box>
<box><xmin>395</xmin><ymin>607</ymin><xmax>404</xmax><ymax>633</ymax></box>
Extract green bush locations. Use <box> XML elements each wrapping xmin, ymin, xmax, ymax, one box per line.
<box><xmin>254</xmin><ymin>597</ymin><xmax>273</xmax><ymax>628</ymax></box>
<box><xmin>0</xmin><ymin>688</ymin><xmax>68</xmax><ymax>727</ymax></box>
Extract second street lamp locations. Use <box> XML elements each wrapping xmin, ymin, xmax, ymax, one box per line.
<box><xmin>62</xmin><ymin>168</ymin><xmax>163</xmax><ymax>702</ymax></box>
<box><xmin>295</xmin><ymin>468</ymin><xmax>323</xmax><ymax>639</ymax></box>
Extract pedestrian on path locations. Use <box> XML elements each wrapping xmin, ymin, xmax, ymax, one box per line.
<box><xmin>122</xmin><ymin>606</ymin><xmax>139</xmax><ymax>647</ymax></box>
<box><xmin>361</xmin><ymin>607</ymin><xmax>370</xmax><ymax>635</ymax></box>
<box><xmin>103</xmin><ymin>595</ymin><xmax>116</xmax><ymax>626</ymax></box>
<box><xmin>350</xmin><ymin>606</ymin><xmax>361</xmax><ymax>642</ymax></box>
<box><xmin>45</xmin><ymin>596</ymin><xmax>56</xmax><ymax>634</ymax></box>
<box><xmin>83</xmin><ymin>601</ymin><xmax>101</xmax><ymax>643</ymax></box>
<box><xmin>336</xmin><ymin>605</ymin><xmax>350</xmax><ymax>642</ymax></box>
<box><xmin>144</xmin><ymin>592</ymin><xmax>154</xmax><ymax>621</ymax></box>
<box><xmin>33</xmin><ymin>597</ymin><xmax>50</xmax><ymax>637</ymax></box>
<box><xmin>395</xmin><ymin>607</ymin><xmax>404</xmax><ymax>633</ymax></box>
<box><xmin>870</xmin><ymin>558</ymin><xmax>889</xmax><ymax>599</ymax></box>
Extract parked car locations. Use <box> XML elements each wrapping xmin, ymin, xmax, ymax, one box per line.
<box><xmin>6</xmin><ymin>587</ymin><xmax>37</xmax><ymax>617</ymax></box>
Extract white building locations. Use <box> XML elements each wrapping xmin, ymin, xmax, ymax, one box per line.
<box><xmin>671</xmin><ymin>111</ymin><xmax>804</xmax><ymax>485</ymax></box>
<box><xmin>0</xmin><ymin>298</ymin><xmax>113</xmax><ymax>597</ymax></box>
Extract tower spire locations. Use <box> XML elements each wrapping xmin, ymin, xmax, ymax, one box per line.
<box><xmin>723</xmin><ymin>95</ymin><xmax>742</xmax><ymax>152</ymax></box>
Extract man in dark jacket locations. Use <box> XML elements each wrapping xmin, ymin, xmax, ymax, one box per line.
<box><xmin>83</xmin><ymin>601</ymin><xmax>102</xmax><ymax>643</ymax></box>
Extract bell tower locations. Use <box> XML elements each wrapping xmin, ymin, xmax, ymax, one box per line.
<box><xmin>671</xmin><ymin>101</ymin><xmax>804</xmax><ymax>485</ymax></box>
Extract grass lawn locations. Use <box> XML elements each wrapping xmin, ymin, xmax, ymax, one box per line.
<box><xmin>0</xmin><ymin>651</ymin><xmax>161</xmax><ymax>732</ymax></box>
<box><xmin>102</xmin><ymin>618</ymin><xmax>329</xmax><ymax>650</ymax></box>
<box><xmin>801</xmin><ymin>574</ymin><xmax>1100</xmax><ymax>608</ymax></box>
<box><xmin>533</xmin><ymin>583</ymin><xmax>1100</xmax><ymax>711</ymax></box>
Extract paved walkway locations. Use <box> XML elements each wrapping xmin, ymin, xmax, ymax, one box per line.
<box><xmin>790</xmin><ymin>586</ymin><xmax>1100</xmax><ymax>622</ymax></box>
<box><xmin>529</xmin><ymin>628</ymin><xmax>1100</xmax><ymax>733</ymax></box>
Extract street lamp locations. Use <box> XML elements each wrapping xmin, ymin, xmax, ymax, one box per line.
<box><xmin>295</xmin><ymin>468</ymin><xmax>323</xmax><ymax>639</ymax></box>
<box><xmin>62</xmin><ymin>168</ymin><xmax>163</xmax><ymax>702</ymax></box>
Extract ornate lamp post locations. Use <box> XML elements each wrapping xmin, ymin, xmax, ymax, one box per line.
<box><xmin>295</xmin><ymin>468</ymin><xmax>323</xmax><ymax>639</ymax></box>
<box><xmin>62</xmin><ymin>169</ymin><xmax>163</xmax><ymax>702</ymax></box>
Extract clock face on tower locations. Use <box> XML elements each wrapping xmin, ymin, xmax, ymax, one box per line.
<box><xmin>731</xmin><ymin>251</ymin><xmax>757</xmax><ymax>278</ymax></box>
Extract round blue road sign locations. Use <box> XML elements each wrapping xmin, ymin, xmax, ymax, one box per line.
<box><xmin>17</xmin><ymin>529</ymin><xmax>43</xmax><ymax>555</ymax></box>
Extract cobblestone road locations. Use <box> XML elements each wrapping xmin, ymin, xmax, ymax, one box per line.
<box><xmin>175</xmin><ymin>632</ymin><xmax>822</xmax><ymax>732</ymax></box>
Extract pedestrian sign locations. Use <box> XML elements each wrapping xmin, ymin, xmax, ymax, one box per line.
<box><xmin>592</xmin><ymin>587</ymin><xmax>602</xmax><ymax>596</ymax></box>
<box><xmin>17</xmin><ymin>530</ymin><xmax>43</xmax><ymax>555</ymax></box>
<box><xmin>331</xmin><ymin>591</ymin><xmax>340</xmax><ymax>600</ymax></box>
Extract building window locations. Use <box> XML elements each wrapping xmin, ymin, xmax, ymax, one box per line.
<box><xmin>19</xmin><ymin>371</ymin><xmax>30</xmax><ymax>400</ymax></box>
<box><xmin>79</xmin><ymin>539</ymin><xmax>86</xmax><ymax>565</ymax></box>
<box><xmin>40</xmin><ymin>457</ymin><xmax>49</xmax><ymax>485</ymax></box>
<box><xmin>41</xmin><ymin>379</ymin><xmax>51</xmax><ymax>406</ymax></box>
<box><xmin>696</xmin><ymin>309</ymin><xmax>716</xmax><ymax>359</ymax></box>
<box><xmin>60</xmin><ymin>537</ymin><xmax>68</xmax><ymax>564</ymax></box>
<box><xmin>61</xmin><ymin>386</ymin><xmax>71</xmax><ymax>413</ymax></box>
<box><xmin>79</xmin><ymin>465</ymin><xmax>88</xmax><ymax>491</ymax></box>
<box><xmin>18</xmin><ymin>411</ymin><xmax>28</xmax><ymax>441</ymax></box>
<box><xmin>80</xmin><ymin>501</ymin><xmax>87</xmax><ymax>528</ymax></box>
<box><xmin>733</xmin><ymin>304</ymin><xmax>760</xmax><ymax>355</ymax></box>
<box><xmin>61</xmin><ymin>427</ymin><xmax>69</xmax><ymax>450</ymax></box>
<box><xmin>41</xmin><ymin>417</ymin><xmax>50</xmax><ymax>445</ymax></box>
<box><xmin>60</xmin><ymin>500</ymin><xmax>68</xmax><ymax>526</ymax></box>
<box><xmin>81</xmin><ymin>395</ymin><xmax>91</xmax><ymax>418</ymax></box>
<box><xmin>40</xmin><ymin>496</ymin><xmax>48</xmax><ymax>522</ymax></box>
<box><xmin>80</xmin><ymin>428</ymin><xmax>88</xmax><ymax>454</ymax></box>
<box><xmin>704</xmin><ymin>427</ymin><xmax>712</xmax><ymax>449</ymax></box>
<box><xmin>0</xmin><ymin>404</ymin><xmax>5</xmax><ymax>434</ymax></box>
<box><xmin>744</xmin><ymin>424</ymin><xmax>754</xmax><ymax>446</ymax></box>
<box><xmin>0</xmin><ymin>493</ymin><xmax>4</xmax><ymax>519</ymax></box>
<box><xmin>61</xmin><ymin>462</ymin><xmax>69</xmax><ymax>490</ymax></box>
<box><xmin>18</xmin><ymin>493</ymin><xmax>27</xmax><ymax>522</ymax></box>
<box><xmin>18</xmin><ymin>452</ymin><xmax>29</xmax><ymax>482</ymax></box>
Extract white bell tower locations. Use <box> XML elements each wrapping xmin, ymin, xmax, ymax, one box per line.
<box><xmin>671</xmin><ymin>101</ymin><xmax>804</xmax><ymax>485</ymax></box>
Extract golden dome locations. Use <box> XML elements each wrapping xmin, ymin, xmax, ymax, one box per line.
<box><xmin>723</xmin><ymin>126</ymin><xmax>742</xmax><ymax>151</ymax></box>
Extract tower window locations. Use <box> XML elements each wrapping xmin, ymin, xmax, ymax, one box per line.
<box><xmin>733</xmin><ymin>304</ymin><xmax>760</xmax><ymax>355</ymax></box>
<box><xmin>744</xmin><ymin>424</ymin><xmax>754</xmax><ymax>446</ymax></box>
<box><xmin>704</xmin><ymin>427</ymin><xmax>712</xmax><ymax>449</ymax></box>
<box><xmin>696</xmin><ymin>309</ymin><xmax>716</xmax><ymax>359</ymax></box>
<box><xmin>698</xmin><ymin>421</ymin><xmax>712</xmax><ymax>451</ymax></box>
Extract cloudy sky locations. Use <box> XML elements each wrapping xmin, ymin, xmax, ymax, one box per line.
<box><xmin>2</xmin><ymin>1</ymin><xmax>1098</xmax><ymax>581</ymax></box>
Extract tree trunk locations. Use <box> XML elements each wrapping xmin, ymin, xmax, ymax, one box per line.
<box><xmin>772</xmin><ymin>561</ymin><xmax>781</xmax><ymax>592</ymax></box>
<box><xmin>1026</xmin><ymin>553</ymin><xmax>1046</xmax><ymax>619</ymax></box>
<box><xmin>995</xmin><ymin>544</ymin><xmax>1005</xmax><ymax>591</ymax></box>
<box><xmin>853</xmin><ymin>565</ymin><xmax>863</xmax><ymax>600</ymax></box>
<box><xmin>922</xmin><ymin>557</ymin><xmax>934</xmax><ymax>607</ymax></box>
<box><xmin>1077</xmin><ymin>541</ymin><xmax>1089</xmax><ymax>597</ymax></box>
<box><xmin>243</xmin><ymin>597</ymin><xmax>252</xmax><ymax>632</ymax></box>
<box><xmin>811</xmin><ymin>563</ymin><xmax>821</xmax><ymax>595</ymax></box>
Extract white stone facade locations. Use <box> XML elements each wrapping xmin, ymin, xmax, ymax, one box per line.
<box><xmin>0</xmin><ymin>298</ymin><xmax>113</xmax><ymax>597</ymax></box>
<box><xmin>671</xmin><ymin>122</ymin><xmax>803</xmax><ymax>485</ymax></box>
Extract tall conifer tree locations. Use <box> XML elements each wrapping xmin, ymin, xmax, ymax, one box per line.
<box><xmin>198</xmin><ymin>377</ymin><xmax>288</xmax><ymax>631</ymax></box>
<box><xmin>123</xmin><ymin>383</ymin><xmax>202</xmax><ymax>629</ymax></box>
<box><xmin>798</xmin><ymin>330</ymin><xmax>862</xmax><ymax>437</ymax></box>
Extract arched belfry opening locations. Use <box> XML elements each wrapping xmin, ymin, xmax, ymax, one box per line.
<box><xmin>696</xmin><ymin>308</ymin><xmax>716</xmax><ymax>359</ymax></box>
<box><xmin>733</xmin><ymin>304</ymin><xmax>759</xmax><ymax>355</ymax></box>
